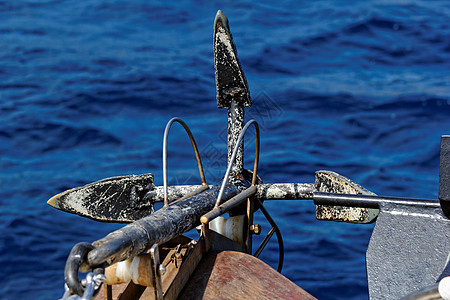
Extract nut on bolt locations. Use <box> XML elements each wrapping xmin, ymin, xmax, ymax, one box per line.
<box><xmin>159</xmin><ymin>264</ymin><xmax>166</xmax><ymax>276</ymax></box>
<box><xmin>250</xmin><ymin>224</ymin><xmax>261</xmax><ymax>235</ymax></box>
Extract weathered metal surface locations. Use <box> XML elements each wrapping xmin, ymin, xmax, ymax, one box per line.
<box><xmin>214</xmin><ymin>10</ymin><xmax>251</xmax><ymax>175</ymax></box>
<box><xmin>439</xmin><ymin>135</ymin><xmax>450</xmax><ymax>218</ymax></box>
<box><xmin>167</xmin><ymin>185</ymin><xmax>210</xmax><ymax>207</ymax></box>
<box><xmin>180</xmin><ymin>251</ymin><xmax>316</xmax><ymax>300</ymax></box>
<box><xmin>256</xmin><ymin>183</ymin><xmax>314</xmax><ymax>200</ymax></box>
<box><xmin>48</xmin><ymin>182</ymin><xmax>211</xmax><ymax>223</ymax></box>
<box><xmin>315</xmin><ymin>170</ymin><xmax>379</xmax><ymax>223</ymax></box>
<box><xmin>48</xmin><ymin>182</ymin><xmax>314</xmax><ymax>224</ymax></box>
<box><xmin>87</xmin><ymin>178</ymin><xmax>249</xmax><ymax>267</ymax></box>
<box><xmin>47</xmin><ymin>173</ymin><xmax>155</xmax><ymax>223</ymax></box>
<box><xmin>227</xmin><ymin>102</ymin><xmax>245</xmax><ymax>175</ymax></box>
<box><xmin>144</xmin><ymin>185</ymin><xmax>210</xmax><ymax>205</ymax></box>
<box><xmin>366</xmin><ymin>203</ymin><xmax>450</xmax><ymax>299</ymax></box>
<box><xmin>213</xmin><ymin>10</ymin><xmax>251</xmax><ymax>110</ymax></box>
<box><xmin>163</xmin><ymin>183</ymin><xmax>314</xmax><ymax>202</ymax></box>
<box><xmin>155</xmin><ymin>182</ymin><xmax>314</xmax><ymax>202</ymax></box>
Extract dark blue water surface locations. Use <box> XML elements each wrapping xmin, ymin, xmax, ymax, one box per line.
<box><xmin>1</xmin><ymin>1</ymin><xmax>450</xmax><ymax>299</ymax></box>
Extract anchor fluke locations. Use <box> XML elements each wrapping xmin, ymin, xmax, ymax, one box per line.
<box><xmin>47</xmin><ymin>173</ymin><xmax>156</xmax><ymax>223</ymax></box>
<box><xmin>214</xmin><ymin>10</ymin><xmax>251</xmax><ymax>109</ymax></box>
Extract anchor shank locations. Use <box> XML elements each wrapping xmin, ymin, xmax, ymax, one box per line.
<box><xmin>228</xmin><ymin>101</ymin><xmax>245</xmax><ymax>174</ymax></box>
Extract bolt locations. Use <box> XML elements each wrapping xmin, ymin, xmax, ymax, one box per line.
<box><xmin>250</xmin><ymin>224</ymin><xmax>261</xmax><ymax>235</ymax></box>
<box><xmin>159</xmin><ymin>264</ymin><xmax>166</xmax><ymax>276</ymax></box>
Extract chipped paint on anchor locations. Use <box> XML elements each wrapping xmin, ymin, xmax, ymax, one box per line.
<box><xmin>214</xmin><ymin>23</ymin><xmax>250</xmax><ymax>108</ymax></box>
<box><xmin>213</xmin><ymin>11</ymin><xmax>251</xmax><ymax>109</ymax></box>
<box><xmin>215</xmin><ymin>26</ymin><xmax>237</xmax><ymax>70</ymax></box>
<box><xmin>315</xmin><ymin>170</ymin><xmax>379</xmax><ymax>223</ymax></box>
<box><xmin>227</xmin><ymin>102</ymin><xmax>245</xmax><ymax>175</ymax></box>
<box><xmin>47</xmin><ymin>173</ymin><xmax>156</xmax><ymax>223</ymax></box>
<box><xmin>214</xmin><ymin>11</ymin><xmax>252</xmax><ymax>176</ymax></box>
<box><xmin>255</xmin><ymin>183</ymin><xmax>314</xmax><ymax>200</ymax></box>
<box><xmin>143</xmin><ymin>185</ymin><xmax>207</xmax><ymax>204</ymax></box>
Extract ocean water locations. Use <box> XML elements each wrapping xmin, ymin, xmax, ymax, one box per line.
<box><xmin>1</xmin><ymin>1</ymin><xmax>450</xmax><ymax>299</ymax></box>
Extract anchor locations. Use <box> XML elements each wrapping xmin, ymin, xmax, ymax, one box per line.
<box><xmin>49</xmin><ymin>10</ymin><xmax>450</xmax><ymax>300</ymax></box>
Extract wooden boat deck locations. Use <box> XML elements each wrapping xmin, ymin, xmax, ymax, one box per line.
<box><xmin>95</xmin><ymin>250</ymin><xmax>315</xmax><ymax>300</ymax></box>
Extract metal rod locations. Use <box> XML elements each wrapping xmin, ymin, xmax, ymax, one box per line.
<box><xmin>255</xmin><ymin>198</ymin><xmax>284</xmax><ymax>272</ymax></box>
<box><xmin>200</xmin><ymin>223</ymin><xmax>210</xmax><ymax>254</ymax></box>
<box><xmin>150</xmin><ymin>244</ymin><xmax>163</xmax><ymax>300</ymax></box>
<box><xmin>314</xmin><ymin>192</ymin><xmax>440</xmax><ymax>209</ymax></box>
<box><xmin>201</xmin><ymin>186</ymin><xmax>257</xmax><ymax>224</ymax></box>
<box><xmin>106</xmin><ymin>285</ymin><xmax>112</xmax><ymax>300</ymax></box>
<box><xmin>162</xmin><ymin>117</ymin><xmax>207</xmax><ymax>208</ymax></box>
<box><xmin>251</xmin><ymin>122</ymin><xmax>260</xmax><ymax>186</ymax></box>
<box><xmin>254</xmin><ymin>227</ymin><xmax>275</xmax><ymax>258</ymax></box>
<box><xmin>215</xmin><ymin>120</ymin><xmax>260</xmax><ymax>207</ymax></box>
<box><xmin>246</xmin><ymin>196</ymin><xmax>254</xmax><ymax>255</ymax></box>
<box><xmin>228</xmin><ymin>101</ymin><xmax>245</xmax><ymax>175</ymax></box>
<box><xmin>145</xmin><ymin>182</ymin><xmax>314</xmax><ymax>204</ymax></box>
<box><xmin>168</xmin><ymin>185</ymin><xmax>210</xmax><ymax>207</ymax></box>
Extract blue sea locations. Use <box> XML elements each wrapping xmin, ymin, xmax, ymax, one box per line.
<box><xmin>1</xmin><ymin>1</ymin><xmax>450</xmax><ymax>299</ymax></box>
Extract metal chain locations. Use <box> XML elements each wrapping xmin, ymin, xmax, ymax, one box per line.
<box><xmin>64</xmin><ymin>242</ymin><xmax>105</xmax><ymax>298</ymax></box>
<box><xmin>62</xmin><ymin>272</ymin><xmax>106</xmax><ymax>300</ymax></box>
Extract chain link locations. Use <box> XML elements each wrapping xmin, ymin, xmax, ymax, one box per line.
<box><xmin>62</xmin><ymin>272</ymin><xmax>105</xmax><ymax>300</ymax></box>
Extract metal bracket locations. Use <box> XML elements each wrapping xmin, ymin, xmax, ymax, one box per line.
<box><xmin>440</xmin><ymin>135</ymin><xmax>450</xmax><ymax>218</ymax></box>
<box><xmin>150</xmin><ymin>244</ymin><xmax>163</xmax><ymax>300</ymax></box>
<box><xmin>313</xmin><ymin>191</ymin><xmax>450</xmax><ymax>299</ymax></box>
<box><xmin>366</xmin><ymin>203</ymin><xmax>450</xmax><ymax>299</ymax></box>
